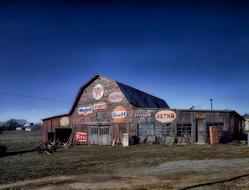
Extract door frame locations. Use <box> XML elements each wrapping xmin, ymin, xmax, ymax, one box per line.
<box><xmin>89</xmin><ymin>124</ymin><xmax>112</xmax><ymax>145</ymax></box>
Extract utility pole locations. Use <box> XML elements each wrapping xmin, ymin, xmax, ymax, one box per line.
<box><xmin>209</xmin><ymin>98</ymin><xmax>213</xmax><ymax>110</ymax></box>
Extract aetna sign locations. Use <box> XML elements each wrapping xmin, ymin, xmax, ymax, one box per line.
<box><xmin>155</xmin><ymin>110</ymin><xmax>176</xmax><ymax>123</ymax></box>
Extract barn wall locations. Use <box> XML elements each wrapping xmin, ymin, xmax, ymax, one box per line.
<box><xmin>42</xmin><ymin>115</ymin><xmax>71</xmax><ymax>142</ymax></box>
<box><xmin>133</xmin><ymin>108</ymin><xmax>242</xmax><ymax>144</ymax></box>
<box><xmin>70</xmin><ymin>76</ymin><xmax>134</xmax><ymax>144</ymax></box>
<box><xmin>71</xmin><ymin>76</ymin><xmax>133</xmax><ymax>125</ymax></box>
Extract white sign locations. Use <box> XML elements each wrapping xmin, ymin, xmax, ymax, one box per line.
<box><xmin>93</xmin><ymin>101</ymin><xmax>107</xmax><ymax>111</ymax></box>
<box><xmin>112</xmin><ymin>106</ymin><xmax>127</xmax><ymax>123</ymax></box>
<box><xmin>122</xmin><ymin>133</ymin><xmax>129</xmax><ymax>147</ymax></box>
<box><xmin>78</xmin><ymin>106</ymin><xmax>93</xmax><ymax>116</ymax></box>
<box><xmin>109</xmin><ymin>91</ymin><xmax>124</xmax><ymax>103</ymax></box>
<box><xmin>93</xmin><ymin>84</ymin><xmax>104</xmax><ymax>100</ymax></box>
<box><xmin>155</xmin><ymin>110</ymin><xmax>176</xmax><ymax>123</ymax></box>
<box><xmin>60</xmin><ymin>117</ymin><xmax>69</xmax><ymax>127</ymax></box>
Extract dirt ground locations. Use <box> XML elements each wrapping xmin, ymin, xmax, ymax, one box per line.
<box><xmin>1</xmin><ymin>131</ymin><xmax>249</xmax><ymax>190</ymax></box>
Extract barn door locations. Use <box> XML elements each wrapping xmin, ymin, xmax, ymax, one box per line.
<box><xmin>89</xmin><ymin>125</ymin><xmax>112</xmax><ymax>145</ymax></box>
<box><xmin>196</xmin><ymin>119</ymin><xmax>206</xmax><ymax>143</ymax></box>
<box><xmin>89</xmin><ymin>126</ymin><xmax>99</xmax><ymax>144</ymax></box>
<box><xmin>99</xmin><ymin>126</ymin><xmax>112</xmax><ymax>145</ymax></box>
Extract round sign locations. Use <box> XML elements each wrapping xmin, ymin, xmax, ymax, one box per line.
<box><xmin>109</xmin><ymin>91</ymin><xmax>124</xmax><ymax>103</ymax></box>
<box><xmin>155</xmin><ymin>110</ymin><xmax>176</xmax><ymax>123</ymax></box>
<box><xmin>60</xmin><ymin>117</ymin><xmax>69</xmax><ymax>127</ymax></box>
<box><xmin>93</xmin><ymin>84</ymin><xmax>104</xmax><ymax>100</ymax></box>
<box><xmin>112</xmin><ymin>106</ymin><xmax>127</xmax><ymax>123</ymax></box>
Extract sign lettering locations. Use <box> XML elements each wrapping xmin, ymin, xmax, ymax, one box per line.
<box><xmin>155</xmin><ymin>110</ymin><xmax>176</xmax><ymax>123</ymax></box>
<box><xmin>78</xmin><ymin>106</ymin><xmax>93</xmax><ymax>116</ymax></box>
<box><xmin>109</xmin><ymin>91</ymin><xmax>124</xmax><ymax>103</ymax></box>
<box><xmin>93</xmin><ymin>101</ymin><xmax>107</xmax><ymax>111</ymax></box>
<box><xmin>112</xmin><ymin>106</ymin><xmax>127</xmax><ymax>123</ymax></box>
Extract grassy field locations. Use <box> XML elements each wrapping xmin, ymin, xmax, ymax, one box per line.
<box><xmin>1</xmin><ymin>131</ymin><xmax>249</xmax><ymax>189</ymax></box>
<box><xmin>0</xmin><ymin>130</ymin><xmax>42</xmax><ymax>151</ymax></box>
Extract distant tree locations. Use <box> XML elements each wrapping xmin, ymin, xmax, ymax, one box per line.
<box><xmin>6</xmin><ymin>119</ymin><xmax>19</xmax><ymax>131</ymax></box>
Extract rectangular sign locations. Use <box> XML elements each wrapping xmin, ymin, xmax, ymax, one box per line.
<box><xmin>134</xmin><ymin>112</ymin><xmax>152</xmax><ymax>118</ymax></box>
<box><xmin>93</xmin><ymin>101</ymin><xmax>107</xmax><ymax>111</ymax></box>
<box><xmin>78</xmin><ymin>106</ymin><xmax>93</xmax><ymax>116</ymax></box>
<box><xmin>75</xmin><ymin>132</ymin><xmax>87</xmax><ymax>142</ymax></box>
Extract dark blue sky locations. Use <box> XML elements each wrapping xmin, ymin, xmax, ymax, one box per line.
<box><xmin>1</xmin><ymin>0</ymin><xmax>249</xmax><ymax>122</ymax></box>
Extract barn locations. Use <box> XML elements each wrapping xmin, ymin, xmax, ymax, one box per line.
<box><xmin>42</xmin><ymin>74</ymin><xmax>244</xmax><ymax>145</ymax></box>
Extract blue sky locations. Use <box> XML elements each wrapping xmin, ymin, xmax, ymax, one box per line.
<box><xmin>0</xmin><ymin>0</ymin><xmax>249</xmax><ymax>122</ymax></box>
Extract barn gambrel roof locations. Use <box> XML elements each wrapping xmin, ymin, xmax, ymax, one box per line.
<box><xmin>69</xmin><ymin>74</ymin><xmax>169</xmax><ymax>114</ymax></box>
<box><xmin>42</xmin><ymin>74</ymin><xmax>169</xmax><ymax>120</ymax></box>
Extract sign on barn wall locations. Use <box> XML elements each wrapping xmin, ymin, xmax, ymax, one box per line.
<box><xmin>112</xmin><ymin>106</ymin><xmax>127</xmax><ymax>123</ymax></box>
<box><xmin>93</xmin><ymin>84</ymin><xmax>104</xmax><ymax>100</ymax></box>
<box><xmin>134</xmin><ymin>111</ymin><xmax>152</xmax><ymax>123</ymax></box>
<box><xmin>155</xmin><ymin>110</ymin><xmax>176</xmax><ymax>123</ymax></box>
<box><xmin>60</xmin><ymin>117</ymin><xmax>69</xmax><ymax>127</ymax></box>
<box><xmin>78</xmin><ymin>106</ymin><xmax>93</xmax><ymax>116</ymax></box>
<box><xmin>93</xmin><ymin>101</ymin><xmax>107</xmax><ymax>111</ymax></box>
<box><xmin>108</xmin><ymin>91</ymin><xmax>124</xmax><ymax>103</ymax></box>
<box><xmin>134</xmin><ymin>112</ymin><xmax>152</xmax><ymax>118</ymax></box>
<box><xmin>75</xmin><ymin>132</ymin><xmax>87</xmax><ymax>143</ymax></box>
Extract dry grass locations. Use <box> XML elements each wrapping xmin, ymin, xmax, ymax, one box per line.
<box><xmin>1</xmin><ymin>131</ymin><xmax>249</xmax><ymax>189</ymax></box>
<box><xmin>0</xmin><ymin>130</ymin><xmax>42</xmax><ymax>151</ymax></box>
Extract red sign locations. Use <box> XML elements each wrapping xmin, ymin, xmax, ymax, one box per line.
<box><xmin>75</xmin><ymin>132</ymin><xmax>87</xmax><ymax>142</ymax></box>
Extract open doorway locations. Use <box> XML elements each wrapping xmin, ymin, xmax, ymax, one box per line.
<box><xmin>55</xmin><ymin>128</ymin><xmax>72</xmax><ymax>143</ymax></box>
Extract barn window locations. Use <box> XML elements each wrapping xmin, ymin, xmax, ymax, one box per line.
<box><xmin>102</xmin><ymin>127</ymin><xmax>109</xmax><ymax>135</ymax></box>
<box><xmin>177</xmin><ymin>123</ymin><xmax>191</xmax><ymax>137</ymax></box>
<box><xmin>90</xmin><ymin>127</ymin><xmax>98</xmax><ymax>135</ymax></box>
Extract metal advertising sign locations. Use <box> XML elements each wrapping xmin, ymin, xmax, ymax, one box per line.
<box><xmin>60</xmin><ymin>117</ymin><xmax>69</xmax><ymax>127</ymax></box>
<box><xmin>93</xmin><ymin>84</ymin><xmax>104</xmax><ymax>100</ymax></box>
<box><xmin>108</xmin><ymin>91</ymin><xmax>124</xmax><ymax>103</ymax></box>
<box><xmin>93</xmin><ymin>101</ymin><xmax>107</xmax><ymax>111</ymax></box>
<box><xmin>155</xmin><ymin>110</ymin><xmax>176</xmax><ymax>123</ymax></box>
<box><xmin>78</xmin><ymin>106</ymin><xmax>93</xmax><ymax>116</ymax></box>
<box><xmin>75</xmin><ymin>132</ymin><xmax>87</xmax><ymax>143</ymax></box>
<box><xmin>112</xmin><ymin>106</ymin><xmax>127</xmax><ymax>123</ymax></box>
<box><xmin>134</xmin><ymin>111</ymin><xmax>152</xmax><ymax>123</ymax></box>
<box><xmin>134</xmin><ymin>112</ymin><xmax>152</xmax><ymax>118</ymax></box>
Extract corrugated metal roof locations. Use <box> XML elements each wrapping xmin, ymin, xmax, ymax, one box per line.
<box><xmin>116</xmin><ymin>82</ymin><xmax>169</xmax><ymax>108</ymax></box>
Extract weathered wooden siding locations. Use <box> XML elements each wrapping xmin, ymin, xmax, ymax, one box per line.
<box><xmin>70</xmin><ymin>76</ymin><xmax>134</xmax><ymax>144</ymax></box>
<box><xmin>71</xmin><ymin>76</ymin><xmax>133</xmax><ymax>125</ymax></box>
<box><xmin>42</xmin><ymin>115</ymin><xmax>71</xmax><ymax>142</ymax></box>
<box><xmin>133</xmin><ymin>108</ymin><xmax>242</xmax><ymax>144</ymax></box>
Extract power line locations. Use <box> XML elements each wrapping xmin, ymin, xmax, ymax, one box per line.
<box><xmin>0</xmin><ymin>92</ymin><xmax>71</xmax><ymax>103</ymax></box>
